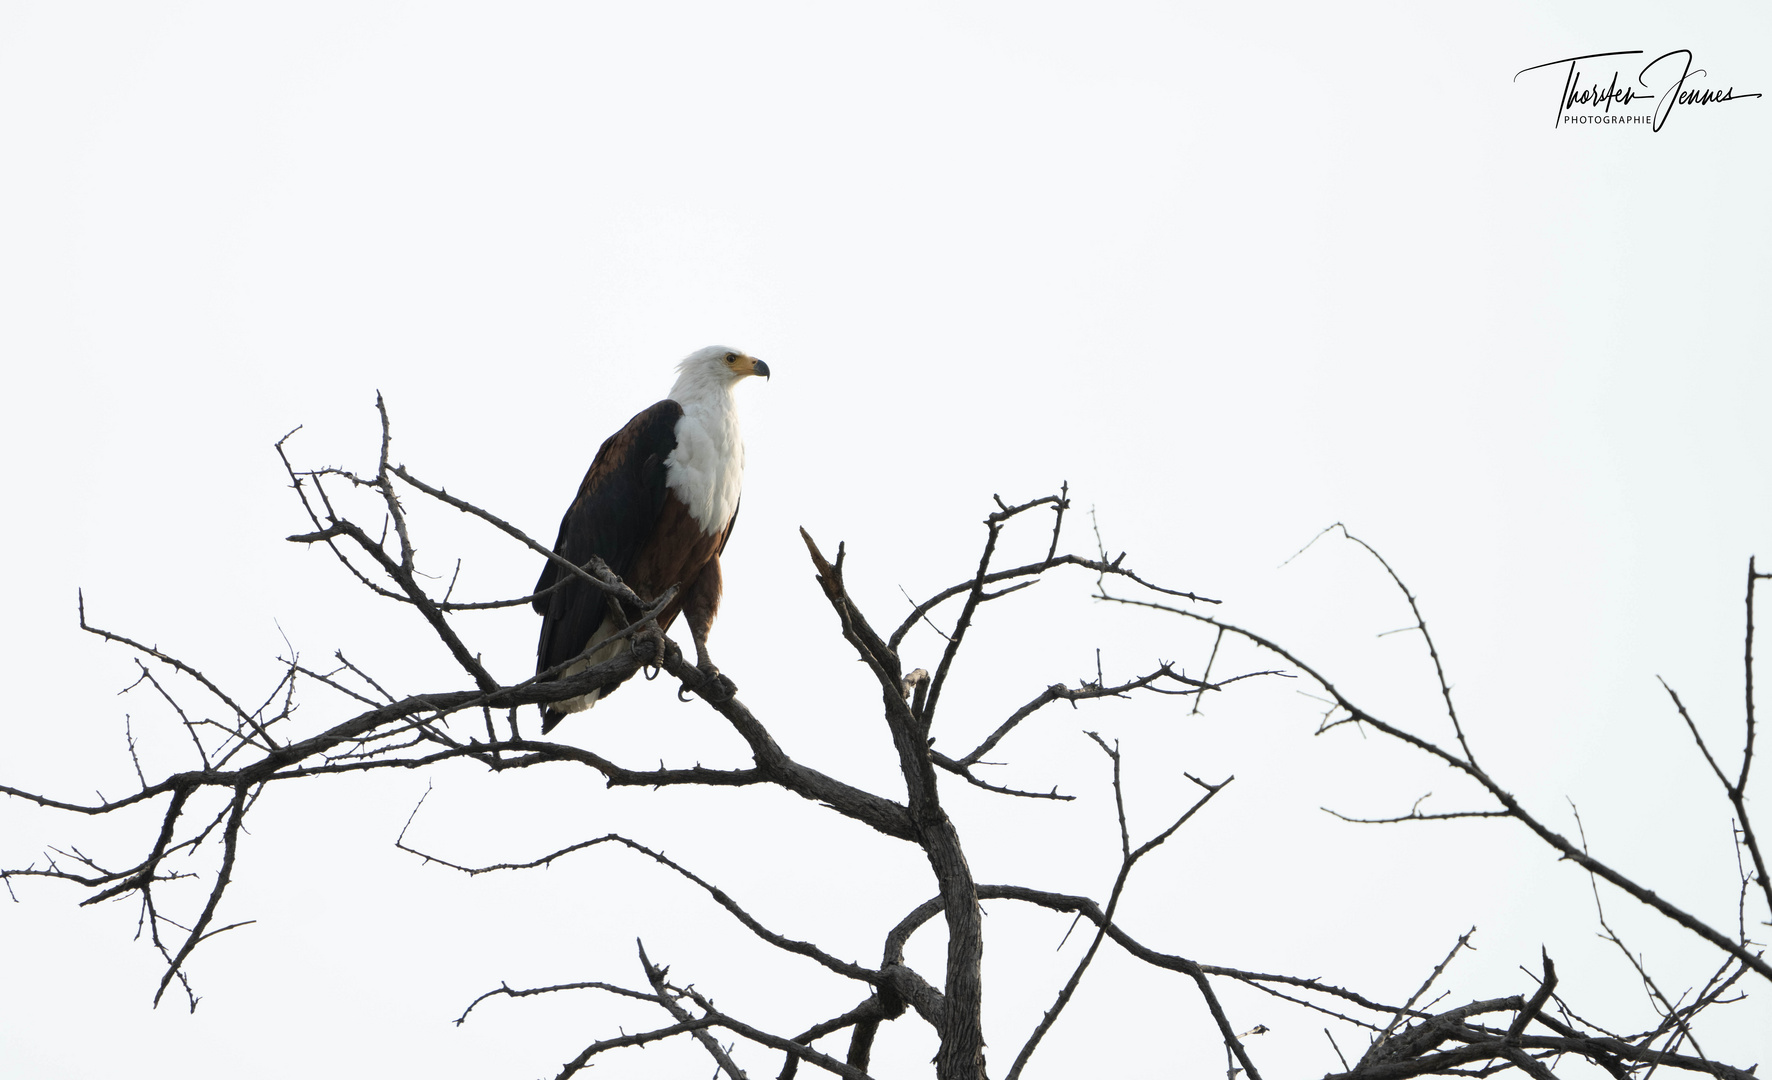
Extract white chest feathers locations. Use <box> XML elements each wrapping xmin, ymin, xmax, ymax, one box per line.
<box><xmin>665</xmin><ymin>398</ymin><xmax>744</xmax><ymax>536</ymax></box>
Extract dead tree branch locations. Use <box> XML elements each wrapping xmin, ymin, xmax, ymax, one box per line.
<box><xmin>6</xmin><ymin>402</ymin><xmax>1760</xmax><ymax>1080</ymax></box>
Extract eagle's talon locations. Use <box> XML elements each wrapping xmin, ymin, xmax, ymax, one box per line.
<box><xmin>677</xmin><ymin>665</ymin><xmax>735</xmax><ymax>703</ymax></box>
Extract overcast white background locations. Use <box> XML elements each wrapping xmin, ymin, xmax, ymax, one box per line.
<box><xmin>2</xmin><ymin>3</ymin><xmax>1768</xmax><ymax>1078</ymax></box>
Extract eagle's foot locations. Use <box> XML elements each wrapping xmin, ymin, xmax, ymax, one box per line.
<box><xmin>632</xmin><ymin>627</ymin><xmax>666</xmax><ymax>670</ymax></box>
<box><xmin>677</xmin><ymin>664</ymin><xmax>737</xmax><ymax>703</ymax></box>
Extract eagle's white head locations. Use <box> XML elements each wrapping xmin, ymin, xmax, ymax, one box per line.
<box><xmin>670</xmin><ymin>345</ymin><xmax>769</xmax><ymax>402</ymax></box>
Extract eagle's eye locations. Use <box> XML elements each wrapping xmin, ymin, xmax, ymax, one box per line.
<box><xmin>724</xmin><ymin>352</ymin><xmax>738</xmax><ymax>364</ymax></box>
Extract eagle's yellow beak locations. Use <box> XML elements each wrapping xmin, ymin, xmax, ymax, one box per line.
<box><xmin>737</xmin><ymin>355</ymin><xmax>770</xmax><ymax>380</ymax></box>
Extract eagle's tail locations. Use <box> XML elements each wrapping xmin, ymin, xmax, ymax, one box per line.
<box><xmin>539</xmin><ymin>626</ymin><xmax>625</xmax><ymax>733</ymax></box>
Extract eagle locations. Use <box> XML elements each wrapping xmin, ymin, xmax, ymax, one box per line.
<box><xmin>533</xmin><ymin>345</ymin><xmax>769</xmax><ymax>732</ymax></box>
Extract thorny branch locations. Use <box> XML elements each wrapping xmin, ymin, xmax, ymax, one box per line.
<box><xmin>1003</xmin><ymin>736</ymin><xmax>1240</xmax><ymax>1080</ymax></box>
<box><xmin>1100</xmin><ymin>527</ymin><xmax>1772</xmax><ymax>990</ymax></box>
<box><xmin>4</xmin><ymin>401</ymin><xmax>1762</xmax><ymax>1080</ymax></box>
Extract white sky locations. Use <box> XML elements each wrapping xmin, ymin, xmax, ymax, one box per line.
<box><xmin>2</xmin><ymin>4</ymin><xmax>1768</xmax><ymax>1078</ymax></box>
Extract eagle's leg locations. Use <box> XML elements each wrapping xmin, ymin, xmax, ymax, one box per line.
<box><xmin>680</xmin><ymin>555</ymin><xmax>736</xmax><ymax>702</ymax></box>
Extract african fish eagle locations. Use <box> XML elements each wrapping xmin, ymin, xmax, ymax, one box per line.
<box><xmin>533</xmin><ymin>345</ymin><xmax>769</xmax><ymax>732</ymax></box>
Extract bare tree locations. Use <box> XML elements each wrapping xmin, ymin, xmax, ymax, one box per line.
<box><xmin>3</xmin><ymin>402</ymin><xmax>1765</xmax><ymax>1079</ymax></box>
